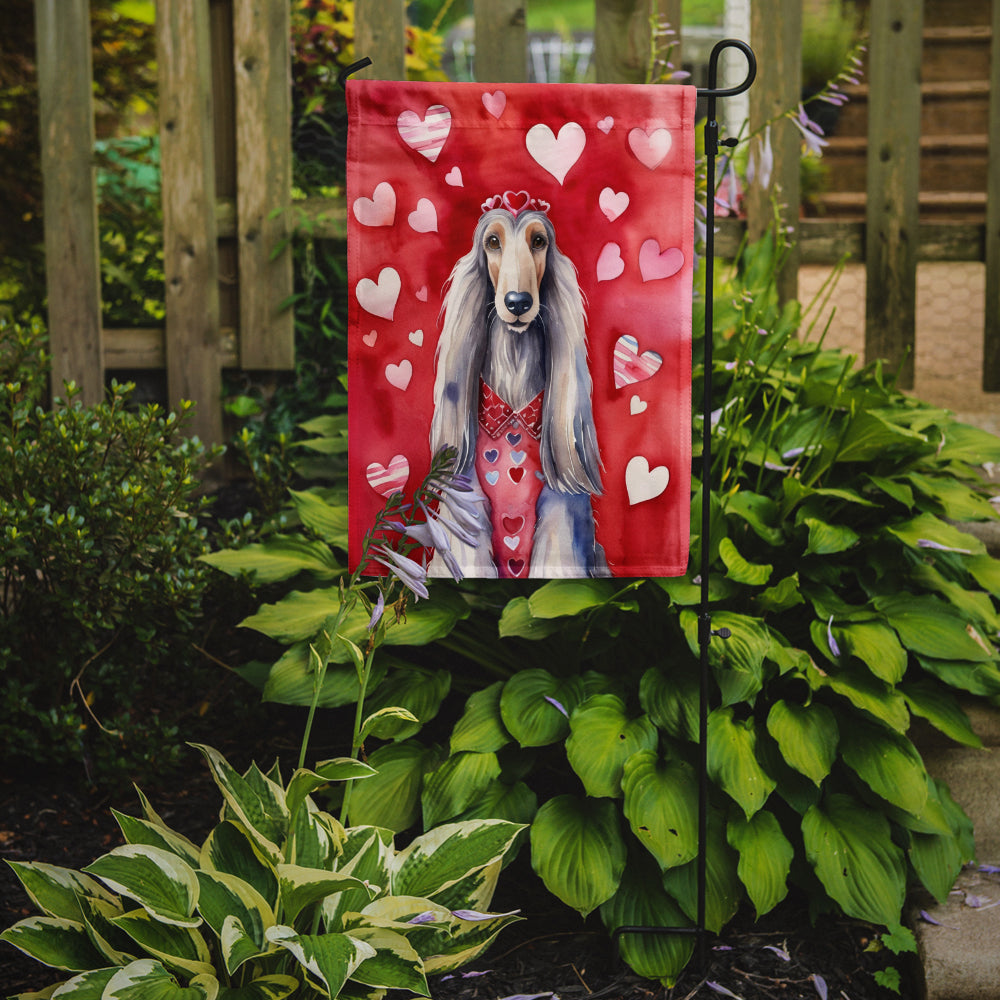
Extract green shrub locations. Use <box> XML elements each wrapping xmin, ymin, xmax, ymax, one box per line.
<box><xmin>0</xmin><ymin>317</ymin><xmax>220</xmax><ymax>783</ymax></box>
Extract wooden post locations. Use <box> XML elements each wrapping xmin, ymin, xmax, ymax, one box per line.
<box><xmin>864</xmin><ymin>0</ymin><xmax>923</xmax><ymax>389</ymax></box>
<box><xmin>746</xmin><ymin>0</ymin><xmax>801</xmax><ymax>305</ymax></box>
<box><xmin>594</xmin><ymin>0</ymin><xmax>654</xmax><ymax>84</ymax></box>
<box><xmin>233</xmin><ymin>0</ymin><xmax>294</xmax><ymax>369</ymax></box>
<box><xmin>474</xmin><ymin>0</ymin><xmax>526</xmax><ymax>82</ymax></box>
<box><xmin>983</xmin><ymin>0</ymin><xmax>1000</xmax><ymax>390</ymax></box>
<box><xmin>34</xmin><ymin>0</ymin><xmax>104</xmax><ymax>405</ymax></box>
<box><xmin>157</xmin><ymin>0</ymin><xmax>223</xmax><ymax>444</ymax></box>
<box><xmin>355</xmin><ymin>0</ymin><xmax>406</xmax><ymax>80</ymax></box>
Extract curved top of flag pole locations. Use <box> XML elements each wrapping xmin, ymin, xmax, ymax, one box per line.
<box><xmin>697</xmin><ymin>38</ymin><xmax>756</xmax><ymax>99</ymax></box>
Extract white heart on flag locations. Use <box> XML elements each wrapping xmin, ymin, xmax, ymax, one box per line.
<box><xmin>352</xmin><ymin>181</ymin><xmax>396</xmax><ymax>227</ymax></box>
<box><xmin>628</xmin><ymin>127</ymin><xmax>672</xmax><ymax>169</ymax></box>
<box><xmin>599</xmin><ymin>187</ymin><xmax>629</xmax><ymax>222</ymax></box>
<box><xmin>356</xmin><ymin>267</ymin><xmax>401</xmax><ymax>320</ymax></box>
<box><xmin>526</xmin><ymin>121</ymin><xmax>586</xmax><ymax>185</ymax></box>
<box><xmin>596</xmin><ymin>242</ymin><xmax>625</xmax><ymax>282</ymax></box>
<box><xmin>626</xmin><ymin>456</ymin><xmax>669</xmax><ymax>505</ymax></box>
<box><xmin>385</xmin><ymin>359</ymin><xmax>412</xmax><ymax>391</ymax></box>
<box><xmin>408</xmin><ymin>198</ymin><xmax>438</xmax><ymax>233</ymax></box>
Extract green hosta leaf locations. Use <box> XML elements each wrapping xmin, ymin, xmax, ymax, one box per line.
<box><xmin>277</xmin><ymin>865</ymin><xmax>374</xmax><ymax>925</ymax></box>
<box><xmin>835</xmin><ymin>410</ymin><xmax>927</xmax><ymax>463</ymax></box>
<box><xmin>661</xmin><ymin>810</ymin><xmax>741</xmax><ymax>933</ymax></box>
<box><xmin>530</xmin><ymin>795</ymin><xmax>626</xmax><ymax>917</ymax></box>
<box><xmin>680</xmin><ymin>610</ymin><xmax>770</xmax><ymax>706</ymax></box>
<box><xmin>909</xmin><ymin>827</ymin><xmax>966</xmax><ymax>905</ymax></box>
<box><xmin>362</xmin><ymin>667</ymin><xmax>451</xmax><ymax>740</ymax></box>
<box><xmin>195</xmin><ymin>871</ymin><xmax>273</xmax><ymax>974</ymax></box>
<box><xmin>103</xmin><ymin>959</ymin><xmax>218</xmax><ymax>1000</ymax></box>
<box><xmin>755</xmin><ymin>573</ymin><xmax>804</xmax><ymax>614</ymax></box>
<box><xmin>359</xmin><ymin>706</ymin><xmax>421</xmax><ymax>742</ymax></box>
<box><xmin>450</xmin><ymin>682</ymin><xmax>511</xmax><ymax>754</ymax></box>
<box><xmin>765</xmin><ymin>700</ymin><xmax>838</xmax><ymax>786</ymax></box>
<box><xmin>499</xmin><ymin>670</ymin><xmax>584</xmax><ymax>747</ymax></box>
<box><xmin>707</xmin><ymin>708</ymin><xmax>776</xmax><ymax>818</ymax></box>
<box><xmin>288</xmin><ymin>489</ymin><xmax>348</xmax><ymax>546</ymax></box>
<box><xmin>901</xmin><ymin>680</ymin><xmax>982</xmax><ymax>748</ymax></box>
<box><xmin>875</xmin><ymin>594</ymin><xmax>995</xmax><ymax>662</ymax></box>
<box><xmin>727</xmin><ymin>811</ymin><xmax>793</xmax><ymax>918</ymax></box>
<box><xmin>599</xmin><ymin>853</ymin><xmax>694</xmax><ymax>987</ymax></box>
<box><xmin>935</xmin><ymin>421</ymin><xmax>1000</xmax><ymax>464</ymax></box>
<box><xmin>216</xmin><ymin>975</ymin><xmax>299</xmax><ymax>1000</ymax></box>
<box><xmin>83</xmin><ymin>846</ymin><xmax>200</xmax><ymax>928</ymax></box>
<box><xmin>803</xmin><ymin>517</ymin><xmax>859</xmax><ymax>556</ymax></box>
<box><xmin>112</xmin><ymin>812</ymin><xmax>201</xmax><ymax>868</ymax></box>
<box><xmin>111</xmin><ymin>908</ymin><xmax>214</xmax><ymax>978</ymax></box>
<box><xmin>724</xmin><ymin>490</ymin><xmax>784</xmax><ymax>545</ymax></box>
<box><xmin>392</xmin><ymin>819</ymin><xmax>524</xmax><ymax>901</ymax></box>
<box><xmin>421</xmin><ymin>751</ymin><xmax>502</xmax><ymax>828</ymax></box>
<box><xmin>621</xmin><ymin>751</ymin><xmax>698</xmax><ymax>871</ymax></box>
<box><xmin>655</xmin><ymin>573</ymin><xmax>737</xmax><ymax>606</ymax></box>
<box><xmin>808</xmin><ymin>660</ymin><xmax>910</xmax><ymax>732</ymax></box>
<box><xmin>0</xmin><ymin>916</ymin><xmax>107</xmax><ymax>971</ymax></box>
<box><xmin>967</xmin><ymin>553</ymin><xmax>1000</xmax><ymax>597</ymax></box>
<box><xmin>911</xmin><ymin>562</ymin><xmax>1000</xmax><ymax>633</ymax></box>
<box><xmin>886</xmin><ymin>512</ymin><xmax>985</xmax><ymax>556</ymax></box>
<box><xmin>527</xmin><ymin>578</ymin><xmax>618</xmax><ymax>617</ymax></box>
<box><xmin>866</xmin><ymin>474</ymin><xmax>914</xmax><ymax>509</ymax></box>
<box><xmin>346</xmin><ymin>926</ymin><xmax>428</xmax><ymax>994</ymax></box>
<box><xmin>453</xmin><ymin>779</ymin><xmax>538</xmax><ymax>827</ymax></box>
<box><xmin>906</xmin><ymin>472</ymin><xmax>998</xmax><ymax>522</ymax></box>
<box><xmin>916</xmin><ymin>655</ymin><xmax>1000</xmax><ymax>697</ymax></box>
<box><xmin>200</xmin><ymin>535</ymin><xmax>341</xmax><ymax>584</ymax></box>
<box><xmin>718</xmin><ymin>537</ymin><xmax>773</xmax><ymax>586</ymax></box>
<box><xmin>802</xmin><ymin>793</ymin><xmax>906</xmax><ymax>926</ymax></box>
<box><xmin>260</xmin><ymin>643</ymin><xmax>387</xmax><ymax>709</ymax></box>
<box><xmin>497</xmin><ymin>596</ymin><xmax>564</xmax><ymax>639</ymax></box>
<box><xmin>76</xmin><ymin>894</ymin><xmax>135</xmax><ymax>966</ymax></box>
<box><xmin>639</xmin><ymin>664</ymin><xmax>699</xmax><ymax>742</ymax></box>
<box><xmin>4</xmin><ymin>862</ymin><xmax>118</xmax><ymax>923</ymax></box>
<box><xmin>200</xmin><ymin>822</ymin><xmax>278</xmax><ymax>910</ymax></box>
<box><xmin>566</xmin><ymin>695</ymin><xmax>658</xmax><ymax>798</ymax></box>
<box><xmin>839</xmin><ymin>718</ymin><xmax>929</xmax><ymax>816</ymax></box>
<box><xmin>347</xmin><ymin>740</ymin><xmax>442</xmax><ymax>832</ymax></box>
<box><xmin>835</xmin><ymin>621</ymin><xmax>907</xmax><ymax>684</ymax></box>
<box><xmin>265</xmin><ymin>926</ymin><xmax>375</xmax><ymax>997</ymax></box>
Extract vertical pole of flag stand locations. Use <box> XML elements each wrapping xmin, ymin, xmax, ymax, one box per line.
<box><xmin>612</xmin><ymin>38</ymin><xmax>755</xmax><ymax>973</ymax></box>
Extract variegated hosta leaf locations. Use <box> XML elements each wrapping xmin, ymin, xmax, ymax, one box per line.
<box><xmin>421</xmin><ymin>906</ymin><xmax>522</xmax><ymax>975</ymax></box>
<box><xmin>566</xmin><ymin>695</ymin><xmax>658</xmax><ymax>799</ymax></box>
<box><xmin>277</xmin><ymin>865</ymin><xmax>376</xmax><ymax>925</ymax></box>
<box><xmin>112</xmin><ymin>811</ymin><xmax>202</xmax><ymax>868</ymax></box>
<box><xmin>323</xmin><ymin>829</ymin><xmax>393</xmax><ymax>931</ymax></box>
<box><xmin>621</xmin><ymin>751</ymin><xmax>699</xmax><ymax>871</ymax></box>
<box><xmin>529</xmin><ymin>795</ymin><xmax>626</xmax><ymax>917</ymax></box>
<box><xmin>102</xmin><ymin>958</ymin><xmax>218</xmax><ymax>999</ymax></box>
<box><xmin>285</xmin><ymin>760</ymin><xmax>375</xmax><ymax>823</ymax></box>
<box><xmin>77</xmin><ymin>894</ymin><xmax>136</xmax><ymax>966</ymax></box>
<box><xmin>347</xmin><ymin>740</ymin><xmax>442</xmax><ymax>832</ymax></box>
<box><xmin>4</xmin><ymin>861</ymin><xmax>118</xmax><ymax>922</ymax></box>
<box><xmin>288</xmin><ymin>802</ymin><xmax>344</xmax><ymax>870</ymax></box>
<box><xmin>420</xmin><ymin>860</ymin><xmax>501</xmax><ymax>917</ymax></box>
<box><xmin>45</xmin><ymin>966</ymin><xmax>118</xmax><ymax>997</ymax></box>
<box><xmin>499</xmin><ymin>669</ymin><xmax>585</xmax><ymax>747</ymax></box>
<box><xmin>0</xmin><ymin>916</ymin><xmax>107</xmax><ymax>971</ymax></box>
<box><xmin>802</xmin><ymin>793</ymin><xmax>906</xmax><ymax>926</ymax></box>
<box><xmin>83</xmin><ymin>846</ymin><xmax>200</xmax><ymax>928</ymax></box>
<box><xmin>727</xmin><ymin>810</ymin><xmax>793</xmax><ymax>917</ymax></box>
<box><xmin>200</xmin><ymin>822</ymin><xmax>278</xmax><ymax>910</ymax></box>
<box><xmin>391</xmin><ymin>820</ymin><xmax>524</xmax><ymax>901</ymax></box>
<box><xmin>765</xmin><ymin>700</ymin><xmax>838</xmax><ymax>786</ymax></box>
<box><xmin>838</xmin><ymin>718</ymin><xmax>929</xmax><ymax>817</ymax></box>
<box><xmin>110</xmin><ymin>908</ymin><xmax>214</xmax><ymax>979</ymax></box>
<box><xmin>420</xmin><ymin>751</ymin><xmax>501</xmax><ymax>829</ymax></box>
<box><xmin>214</xmin><ymin>974</ymin><xmax>299</xmax><ymax>1000</ymax></box>
<box><xmin>190</xmin><ymin>745</ymin><xmax>287</xmax><ymax>863</ymax></box>
<box><xmin>450</xmin><ymin>681</ymin><xmax>511</xmax><ymax>754</ymax></box>
<box><xmin>707</xmin><ymin>707</ymin><xmax>776</xmax><ymax>819</ymax></box>
<box><xmin>265</xmin><ymin>926</ymin><xmax>375</xmax><ymax>998</ymax></box>
<box><xmin>599</xmin><ymin>854</ymin><xmax>694</xmax><ymax>987</ymax></box>
<box><xmin>344</xmin><ymin>926</ymin><xmax>429</xmax><ymax>995</ymax></box>
<box><xmin>195</xmin><ymin>871</ymin><xmax>274</xmax><ymax>974</ymax></box>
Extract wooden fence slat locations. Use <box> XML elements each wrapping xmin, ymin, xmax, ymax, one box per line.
<box><xmin>594</xmin><ymin>0</ymin><xmax>655</xmax><ymax>84</ymax></box>
<box><xmin>747</xmin><ymin>0</ymin><xmax>802</xmax><ymax>305</ymax></box>
<box><xmin>474</xmin><ymin>0</ymin><xmax>527</xmax><ymax>82</ymax></box>
<box><xmin>157</xmin><ymin>0</ymin><xmax>223</xmax><ymax>444</ymax></box>
<box><xmin>233</xmin><ymin>0</ymin><xmax>294</xmax><ymax>370</ymax></box>
<box><xmin>34</xmin><ymin>0</ymin><xmax>103</xmax><ymax>405</ymax></box>
<box><xmin>355</xmin><ymin>0</ymin><xmax>407</xmax><ymax>80</ymax></box>
<box><xmin>983</xmin><ymin>0</ymin><xmax>1000</xmax><ymax>389</ymax></box>
<box><xmin>864</xmin><ymin>0</ymin><xmax>923</xmax><ymax>390</ymax></box>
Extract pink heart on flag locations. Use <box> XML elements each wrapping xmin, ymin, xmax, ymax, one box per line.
<box><xmin>385</xmin><ymin>359</ymin><xmax>412</xmax><ymax>391</ymax></box>
<box><xmin>628</xmin><ymin>127</ymin><xmax>672</xmax><ymax>169</ymax></box>
<box><xmin>614</xmin><ymin>334</ymin><xmax>662</xmax><ymax>389</ymax></box>
<box><xmin>362</xmin><ymin>330</ymin><xmax>377</xmax><ymax>347</ymax></box>
<box><xmin>366</xmin><ymin>454</ymin><xmax>409</xmax><ymax>497</ymax></box>
<box><xmin>397</xmin><ymin>105</ymin><xmax>452</xmax><ymax>162</ymax></box>
<box><xmin>599</xmin><ymin>187</ymin><xmax>629</xmax><ymax>222</ymax></box>
<box><xmin>415</xmin><ymin>285</ymin><xmax>429</xmax><ymax>302</ymax></box>
<box><xmin>445</xmin><ymin>166</ymin><xmax>463</xmax><ymax>187</ymax></box>
<box><xmin>352</xmin><ymin>181</ymin><xmax>396</xmax><ymax>227</ymax></box>
<box><xmin>526</xmin><ymin>122</ymin><xmax>586</xmax><ymax>185</ymax></box>
<box><xmin>596</xmin><ymin>242</ymin><xmax>625</xmax><ymax>282</ymax></box>
<box><xmin>482</xmin><ymin>90</ymin><xmax>507</xmax><ymax>118</ymax></box>
<box><xmin>597</xmin><ymin>116</ymin><xmax>614</xmax><ymax>134</ymax></box>
<box><xmin>408</xmin><ymin>198</ymin><xmax>438</xmax><ymax>233</ymax></box>
<box><xmin>356</xmin><ymin>267</ymin><xmax>401</xmax><ymax>320</ymax></box>
<box><xmin>639</xmin><ymin>239</ymin><xmax>684</xmax><ymax>281</ymax></box>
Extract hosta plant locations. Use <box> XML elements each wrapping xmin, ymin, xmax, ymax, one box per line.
<box><xmin>1</xmin><ymin>743</ymin><xmax>523</xmax><ymax>999</ymax></box>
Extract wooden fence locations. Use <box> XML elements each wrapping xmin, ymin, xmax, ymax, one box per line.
<box><xmin>34</xmin><ymin>0</ymin><xmax>1000</xmax><ymax>444</ymax></box>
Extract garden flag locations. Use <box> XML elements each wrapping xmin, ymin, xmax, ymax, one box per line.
<box><xmin>347</xmin><ymin>79</ymin><xmax>696</xmax><ymax>578</ymax></box>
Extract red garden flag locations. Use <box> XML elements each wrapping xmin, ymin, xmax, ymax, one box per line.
<box><xmin>347</xmin><ymin>79</ymin><xmax>695</xmax><ymax>578</ymax></box>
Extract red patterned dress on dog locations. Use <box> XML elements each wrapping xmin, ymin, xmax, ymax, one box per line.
<box><xmin>474</xmin><ymin>377</ymin><xmax>544</xmax><ymax>578</ymax></box>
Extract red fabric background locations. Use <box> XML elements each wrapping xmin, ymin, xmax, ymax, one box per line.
<box><xmin>347</xmin><ymin>79</ymin><xmax>695</xmax><ymax>577</ymax></box>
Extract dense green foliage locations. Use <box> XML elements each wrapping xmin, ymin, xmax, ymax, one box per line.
<box><xmin>0</xmin><ymin>317</ymin><xmax>219</xmax><ymax>783</ymax></box>
<box><xmin>210</xmin><ymin>234</ymin><xmax>1000</xmax><ymax>984</ymax></box>
<box><xmin>2</xmin><ymin>744</ymin><xmax>524</xmax><ymax>998</ymax></box>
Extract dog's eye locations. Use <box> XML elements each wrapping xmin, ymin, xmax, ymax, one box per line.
<box><xmin>531</xmin><ymin>233</ymin><xmax>548</xmax><ymax>250</ymax></box>
<box><xmin>485</xmin><ymin>234</ymin><xmax>501</xmax><ymax>250</ymax></box>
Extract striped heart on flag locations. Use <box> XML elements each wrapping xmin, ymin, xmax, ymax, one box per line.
<box><xmin>613</xmin><ymin>334</ymin><xmax>663</xmax><ymax>389</ymax></box>
<box><xmin>366</xmin><ymin>454</ymin><xmax>410</xmax><ymax>497</ymax></box>
<box><xmin>396</xmin><ymin>105</ymin><xmax>452</xmax><ymax>163</ymax></box>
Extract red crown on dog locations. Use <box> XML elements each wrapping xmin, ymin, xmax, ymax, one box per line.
<box><xmin>481</xmin><ymin>190</ymin><xmax>551</xmax><ymax>218</ymax></box>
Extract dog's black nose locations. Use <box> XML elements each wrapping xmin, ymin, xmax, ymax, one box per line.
<box><xmin>504</xmin><ymin>291</ymin><xmax>534</xmax><ymax>316</ymax></box>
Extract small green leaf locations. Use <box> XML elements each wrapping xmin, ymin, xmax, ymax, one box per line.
<box><xmin>4</xmin><ymin>862</ymin><xmax>118</xmax><ymax>923</ymax></box>
<box><xmin>200</xmin><ymin>536</ymin><xmax>341</xmax><ymax>584</ymax></box>
<box><xmin>803</xmin><ymin>517</ymin><xmax>859</xmax><ymax>555</ymax></box>
<box><xmin>450</xmin><ymin>682</ymin><xmax>511</xmax><ymax>754</ymax></box>
<box><xmin>727</xmin><ymin>811</ymin><xmax>793</xmax><ymax>917</ymax></box>
<box><xmin>497</xmin><ymin>597</ymin><xmax>563</xmax><ymax>639</ymax></box>
<box><xmin>639</xmin><ymin>664</ymin><xmax>699</xmax><ymax>742</ymax></box>
<box><xmin>875</xmin><ymin>594</ymin><xmax>995</xmax><ymax>662</ymax></box>
<box><xmin>110</xmin><ymin>909</ymin><xmax>214</xmax><ymax>978</ymax></box>
<box><xmin>421</xmin><ymin>751</ymin><xmax>502</xmax><ymax>828</ymax></box>
<box><xmin>839</xmin><ymin>718</ymin><xmax>929</xmax><ymax>817</ymax></box>
<box><xmin>527</xmin><ymin>579</ymin><xmax>618</xmax><ymax>618</ymax></box>
<box><xmin>718</xmin><ymin>536</ymin><xmax>773</xmax><ymax>585</ymax></box>
<box><xmin>765</xmin><ymin>700</ymin><xmax>838</xmax><ymax>786</ymax></box>
<box><xmin>707</xmin><ymin>708</ymin><xmax>776</xmax><ymax>819</ymax></box>
<box><xmin>347</xmin><ymin>740</ymin><xmax>441</xmax><ymax>832</ymax></box>
<box><xmin>288</xmin><ymin>489</ymin><xmax>348</xmax><ymax>546</ymax></box>
<box><xmin>499</xmin><ymin>670</ymin><xmax>584</xmax><ymax>747</ymax></box>
<box><xmin>276</xmin><ymin>865</ymin><xmax>373</xmax><ymax>925</ymax></box>
<box><xmin>901</xmin><ymin>680</ymin><xmax>982</xmax><ymax>748</ymax></box>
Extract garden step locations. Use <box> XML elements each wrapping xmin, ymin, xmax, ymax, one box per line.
<box><xmin>922</xmin><ymin>25</ymin><xmax>993</xmax><ymax>83</ymax></box>
<box><xmin>810</xmin><ymin>190</ymin><xmax>987</xmax><ymax>222</ymax></box>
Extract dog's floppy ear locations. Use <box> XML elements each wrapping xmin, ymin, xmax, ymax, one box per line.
<box><xmin>539</xmin><ymin>239</ymin><xmax>603</xmax><ymax>495</ymax></box>
<box><xmin>430</xmin><ymin>230</ymin><xmax>490</xmax><ymax>474</ymax></box>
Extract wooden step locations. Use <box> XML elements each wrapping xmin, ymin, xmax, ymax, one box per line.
<box><xmin>921</xmin><ymin>0</ymin><xmax>991</xmax><ymax>28</ymax></box>
<box><xmin>922</xmin><ymin>25</ymin><xmax>993</xmax><ymax>83</ymax></box>
<box><xmin>812</xmin><ymin>190</ymin><xmax>987</xmax><ymax>222</ymax></box>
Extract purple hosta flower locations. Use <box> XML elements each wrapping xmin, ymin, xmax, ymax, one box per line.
<box><xmin>919</xmin><ymin>909</ymin><xmax>958</xmax><ymax>929</ymax></box>
<box><xmin>370</xmin><ymin>544</ymin><xmax>429</xmax><ymax>600</ymax></box>
<box><xmin>812</xmin><ymin>974</ymin><xmax>828</xmax><ymax>1000</ymax></box>
<box><xmin>544</xmin><ymin>695</ymin><xmax>569</xmax><ymax>718</ymax></box>
<box><xmin>917</xmin><ymin>538</ymin><xmax>973</xmax><ymax>555</ymax></box>
<box><xmin>763</xmin><ymin>944</ymin><xmax>791</xmax><ymax>962</ymax></box>
<box><xmin>747</xmin><ymin>124</ymin><xmax>774</xmax><ymax>191</ymax></box>
<box><xmin>432</xmin><ymin>481</ymin><xmax>485</xmax><ymax>537</ymax></box>
<box><xmin>441</xmin><ymin>970</ymin><xmax>494</xmax><ymax>981</ymax></box>
<box><xmin>407</xmin><ymin>911</ymin><xmax>438</xmax><ymax>925</ymax></box>
<box><xmin>451</xmin><ymin>908</ymin><xmax>521</xmax><ymax>921</ymax></box>
<box><xmin>367</xmin><ymin>589</ymin><xmax>385</xmax><ymax>631</ymax></box>
<box><xmin>791</xmin><ymin>104</ymin><xmax>829</xmax><ymax>156</ymax></box>
<box><xmin>979</xmin><ymin>864</ymin><xmax>1000</xmax><ymax>874</ymax></box>
<box><xmin>707</xmin><ymin>982</ymin><xmax>742</xmax><ymax>999</ymax></box>
<box><xmin>715</xmin><ymin>158</ymin><xmax>742</xmax><ymax>215</ymax></box>
<box><xmin>497</xmin><ymin>994</ymin><xmax>558</xmax><ymax>1000</ymax></box>
<box><xmin>827</xmin><ymin>616</ymin><xmax>842</xmax><ymax>657</ymax></box>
